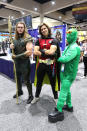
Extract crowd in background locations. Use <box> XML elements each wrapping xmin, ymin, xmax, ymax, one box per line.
<box><xmin>0</xmin><ymin>38</ymin><xmax>10</xmax><ymax>54</ymax></box>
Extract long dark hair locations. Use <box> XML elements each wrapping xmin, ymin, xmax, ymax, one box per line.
<box><xmin>56</xmin><ymin>31</ymin><xmax>61</xmax><ymax>42</ymax></box>
<box><xmin>39</xmin><ymin>23</ymin><xmax>51</xmax><ymax>38</ymax></box>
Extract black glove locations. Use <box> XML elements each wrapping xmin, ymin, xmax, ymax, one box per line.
<box><xmin>47</xmin><ymin>53</ymin><xmax>56</xmax><ymax>58</ymax></box>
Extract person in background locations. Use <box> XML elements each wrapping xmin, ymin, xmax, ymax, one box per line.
<box><xmin>10</xmin><ymin>21</ymin><xmax>33</xmax><ymax>104</ymax></box>
<box><xmin>2</xmin><ymin>40</ymin><xmax>5</xmax><ymax>53</ymax></box>
<box><xmin>31</xmin><ymin>23</ymin><xmax>60</xmax><ymax>104</ymax></box>
<box><xmin>82</xmin><ymin>39</ymin><xmax>87</xmax><ymax>77</ymax></box>
<box><xmin>48</xmin><ymin>28</ymin><xmax>80</xmax><ymax>122</ymax></box>
<box><xmin>55</xmin><ymin>31</ymin><xmax>62</xmax><ymax>45</ymax></box>
<box><xmin>0</xmin><ymin>43</ymin><xmax>1</xmax><ymax>52</ymax></box>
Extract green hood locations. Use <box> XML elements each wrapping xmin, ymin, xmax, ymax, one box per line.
<box><xmin>66</xmin><ymin>28</ymin><xmax>78</xmax><ymax>45</ymax></box>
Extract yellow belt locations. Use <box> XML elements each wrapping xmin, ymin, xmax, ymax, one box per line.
<box><xmin>39</xmin><ymin>59</ymin><xmax>54</xmax><ymax>65</ymax></box>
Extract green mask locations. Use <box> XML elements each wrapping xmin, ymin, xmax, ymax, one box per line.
<box><xmin>66</xmin><ymin>28</ymin><xmax>78</xmax><ymax>44</ymax></box>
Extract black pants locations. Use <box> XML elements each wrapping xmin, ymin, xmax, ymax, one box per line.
<box><xmin>83</xmin><ymin>56</ymin><xmax>87</xmax><ymax>76</ymax></box>
<box><xmin>35</xmin><ymin>63</ymin><xmax>58</xmax><ymax>99</ymax></box>
<box><xmin>15</xmin><ymin>59</ymin><xmax>33</xmax><ymax>97</ymax></box>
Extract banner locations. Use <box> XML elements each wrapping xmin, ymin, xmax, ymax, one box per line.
<box><xmin>51</xmin><ymin>25</ymin><xmax>66</xmax><ymax>51</ymax></box>
<box><xmin>12</xmin><ymin>15</ymin><xmax>32</xmax><ymax>30</ymax></box>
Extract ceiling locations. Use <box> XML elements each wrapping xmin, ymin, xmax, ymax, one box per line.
<box><xmin>0</xmin><ymin>0</ymin><xmax>87</xmax><ymax>31</ymax></box>
<box><xmin>34</xmin><ymin>0</ymin><xmax>51</xmax><ymax>4</ymax></box>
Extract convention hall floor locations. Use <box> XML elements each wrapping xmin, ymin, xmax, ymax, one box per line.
<box><xmin>0</xmin><ymin>62</ymin><xmax>87</xmax><ymax>131</ymax></box>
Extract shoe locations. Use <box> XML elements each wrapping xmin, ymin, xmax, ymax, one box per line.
<box><xmin>48</xmin><ymin>107</ymin><xmax>64</xmax><ymax>123</ymax></box>
<box><xmin>81</xmin><ymin>76</ymin><xmax>86</xmax><ymax>79</ymax></box>
<box><xmin>54</xmin><ymin>99</ymin><xmax>58</xmax><ymax>105</ymax></box>
<box><xmin>27</xmin><ymin>96</ymin><xmax>33</xmax><ymax>104</ymax></box>
<box><xmin>13</xmin><ymin>91</ymin><xmax>23</xmax><ymax>98</ymax></box>
<box><xmin>63</xmin><ymin>105</ymin><xmax>73</xmax><ymax>112</ymax></box>
<box><xmin>31</xmin><ymin>97</ymin><xmax>39</xmax><ymax>104</ymax></box>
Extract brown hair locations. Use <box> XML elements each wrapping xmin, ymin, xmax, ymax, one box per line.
<box><xmin>39</xmin><ymin>23</ymin><xmax>51</xmax><ymax>38</ymax></box>
<box><xmin>15</xmin><ymin>21</ymin><xmax>30</xmax><ymax>40</ymax></box>
<box><xmin>56</xmin><ymin>31</ymin><xmax>61</xmax><ymax>41</ymax></box>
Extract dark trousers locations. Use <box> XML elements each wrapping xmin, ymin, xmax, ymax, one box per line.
<box><xmin>35</xmin><ymin>63</ymin><xmax>58</xmax><ymax>99</ymax></box>
<box><xmin>83</xmin><ymin>56</ymin><xmax>87</xmax><ymax>76</ymax></box>
<box><xmin>15</xmin><ymin>59</ymin><xmax>33</xmax><ymax>97</ymax></box>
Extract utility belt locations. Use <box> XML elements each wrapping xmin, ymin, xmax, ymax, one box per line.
<box><xmin>39</xmin><ymin>59</ymin><xmax>54</xmax><ymax>65</ymax></box>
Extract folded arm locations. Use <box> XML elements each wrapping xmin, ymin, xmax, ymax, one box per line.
<box><xmin>34</xmin><ymin>46</ymin><xmax>41</xmax><ymax>56</ymax></box>
<box><xmin>45</xmin><ymin>45</ymin><xmax>57</xmax><ymax>55</ymax></box>
<box><xmin>12</xmin><ymin>41</ymin><xmax>33</xmax><ymax>59</ymax></box>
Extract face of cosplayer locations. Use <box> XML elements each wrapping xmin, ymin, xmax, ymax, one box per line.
<box><xmin>17</xmin><ymin>23</ymin><xmax>25</xmax><ymax>34</ymax></box>
<box><xmin>66</xmin><ymin>29</ymin><xmax>77</xmax><ymax>45</ymax></box>
<box><xmin>41</xmin><ymin>25</ymin><xmax>49</xmax><ymax>37</ymax></box>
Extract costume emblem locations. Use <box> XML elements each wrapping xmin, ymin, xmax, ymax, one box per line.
<box><xmin>49</xmin><ymin>40</ymin><xmax>52</xmax><ymax>43</ymax></box>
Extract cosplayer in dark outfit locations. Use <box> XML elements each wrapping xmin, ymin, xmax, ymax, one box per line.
<box><xmin>48</xmin><ymin>28</ymin><xmax>80</xmax><ymax>122</ymax></box>
<box><xmin>31</xmin><ymin>23</ymin><xmax>60</xmax><ymax>104</ymax></box>
<box><xmin>10</xmin><ymin>22</ymin><xmax>33</xmax><ymax>104</ymax></box>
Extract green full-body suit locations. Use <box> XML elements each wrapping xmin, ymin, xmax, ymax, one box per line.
<box><xmin>57</xmin><ymin>29</ymin><xmax>80</xmax><ymax>112</ymax></box>
<box><xmin>13</xmin><ymin>38</ymin><xmax>33</xmax><ymax>97</ymax></box>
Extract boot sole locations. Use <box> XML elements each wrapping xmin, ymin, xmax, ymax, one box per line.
<box><xmin>63</xmin><ymin>106</ymin><xmax>73</xmax><ymax>112</ymax></box>
<box><xmin>48</xmin><ymin>114</ymin><xmax>64</xmax><ymax>123</ymax></box>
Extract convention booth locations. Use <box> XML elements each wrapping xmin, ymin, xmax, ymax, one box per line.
<box><xmin>0</xmin><ymin>56</ymin><xmax>36</xmax><ymax>83</ymax></box>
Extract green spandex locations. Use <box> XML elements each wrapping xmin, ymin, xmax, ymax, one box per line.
<box><xmin>57</xmin><ymin>29</ymin><xmax>80</xmax><ymax>112</ymax></box>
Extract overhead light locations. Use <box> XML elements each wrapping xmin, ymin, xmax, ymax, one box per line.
<box><xmin>58</xmin><ymin>16</ymin><xmax>62</xmax><ymax>20</ymax></box>
<box><xmin>34</xmin><ymin>8</ymin><xmax>38</xmax><ymax>11</ymax></box>
<box><xmin>51</xmin><ymin>1</ymin><xmax>55</xmax><ymax>5</ymax></box>
<box><xmin>21</xmin><ymin>11</ymin><xmax>25</xmax><ymax>15</ymax></box>
<box><xmin>11</xmin><ymin>16</ymin><xmax>14</xmax><ymax>19</ymax></box>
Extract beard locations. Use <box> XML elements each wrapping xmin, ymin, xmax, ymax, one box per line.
<box><xmin>18</xmin><ymin>32</ymin><xmax>24</xmax><ymax>38</ymax></box>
